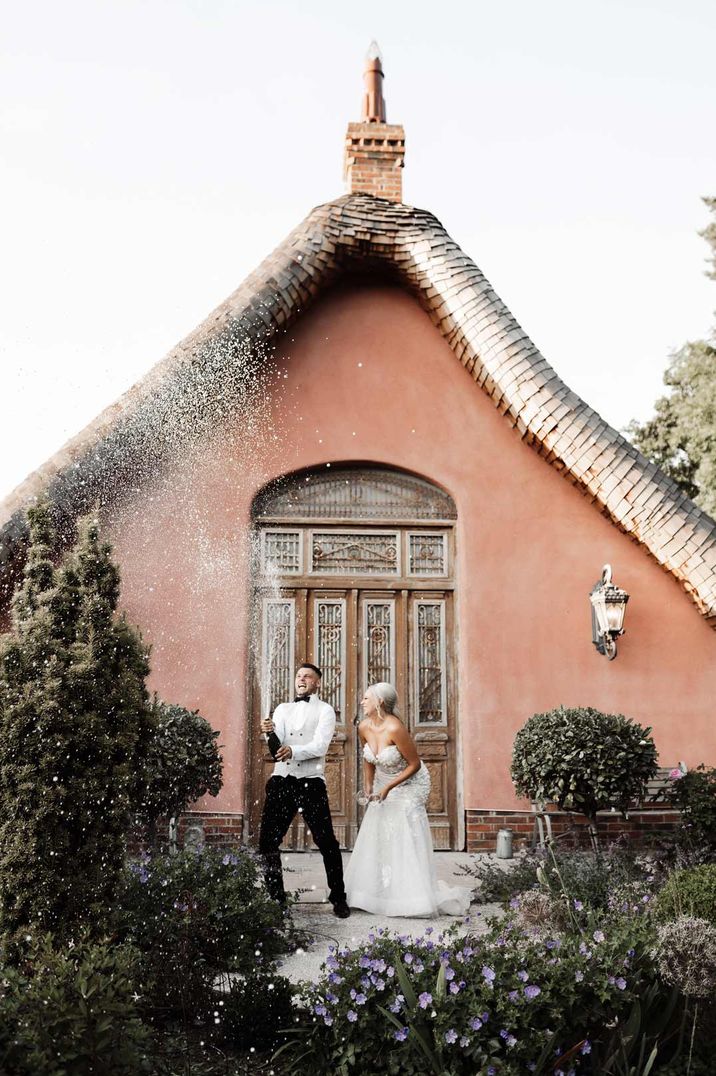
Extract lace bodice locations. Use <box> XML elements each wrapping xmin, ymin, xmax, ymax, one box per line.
<box><xmin>363</xmin><ymin>743</ymin><xmax>410</xmax><ymax>774</ymax></box>
<box><xmin>362</xmin><ymin>742</ymin><xmax>431</xmax><ymax>806</ymax></box>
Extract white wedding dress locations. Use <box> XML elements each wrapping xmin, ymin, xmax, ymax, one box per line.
<box><xmin>344</xmin><ymin>743</ymin><xmax>472</xmax><ymax>917</ymax></box>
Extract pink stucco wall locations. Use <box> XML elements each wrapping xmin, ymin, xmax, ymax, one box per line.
<box><xmin>107</xmin><ymin>283</ymin><xmax>716</xmax><ymax>817</ymax></box>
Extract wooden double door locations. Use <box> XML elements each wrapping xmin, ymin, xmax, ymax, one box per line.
<box><xmin>249</xmin><ymin>566</ymin><xmax>459</xmax><ymax>849</ymax></box>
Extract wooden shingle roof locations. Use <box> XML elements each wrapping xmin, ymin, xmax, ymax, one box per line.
<box><xmin>3</xmin><ymin>193</ymin><xmax>716</xmax><ymax>623</ymax></box>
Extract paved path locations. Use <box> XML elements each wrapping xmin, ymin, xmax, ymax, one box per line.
<box><xmin>277</xmin><ymin>851</ymin><xmax>506</xmax><ymax>984</ymax></box>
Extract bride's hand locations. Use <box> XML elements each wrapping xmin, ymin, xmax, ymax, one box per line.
<box><xmin>377</xmin><ymin>787</ymin><xmax>391</xmax><ymax>802</ymax></box>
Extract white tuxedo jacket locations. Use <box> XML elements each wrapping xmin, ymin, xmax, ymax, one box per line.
<box><xmin>269</xmin><ymin>694</ymin><xmax>336</xmax><ymax>781</ymax></box>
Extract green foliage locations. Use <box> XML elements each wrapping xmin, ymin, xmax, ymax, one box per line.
<box><xmin>663</xmin><ymin>765</ymin><xmax>716</xmax><ymax>850</ymax></box>
<box><xmin>0</xmin><ymin>503</ymin><xmax>155</xmax><ymax>941</ymax></box>
<box><xmin>137</xmin><ymin>700</ymin><xmax>223</xmax><ymax>832</ymax></box>
<box><xmin>653</xmin><ymin>864</ymin><xmax>716</xmax><ymax>925</ymax></box>
<box><xmin>280</xmin><ymin>914</ymin><xmax>664</xmax><ymax>1075</ymax></box>
<box><xmin>466</xmin><ymin>844</ymin><xmax>653</xmax><ymax>911</ymax></box>
<box><xmin>0</xmin><ymin>932</ymin><xmax>149</xmax><ymax>1075</ymax></box>
<box><xmin>627</xmin><ymin>197</ymin><xmax>716</xmax><ymax>515</ymax></box>
<box><xmin>116</xmin><ymin>847</ymin><xmax>295</xmax><ymax>1020</ymax></box>
<box><xmin>511</xmin><ymin>706</ymin><xmax>658</xmax><ymax>824</ymax></box>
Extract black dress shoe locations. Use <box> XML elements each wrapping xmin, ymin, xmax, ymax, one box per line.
<box><xmin>332</xmin><ymin>900</ymin><xmax>351</xmax><ymax>919</ymax></box>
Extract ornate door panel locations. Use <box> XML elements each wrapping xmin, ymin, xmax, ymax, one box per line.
<box><xmin>248</xmin><ymin>467</ymin><xmax>460</xmax><ymax>850</ymax></box>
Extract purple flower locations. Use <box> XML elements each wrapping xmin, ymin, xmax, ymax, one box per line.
<box><xmin>506</xmin><ymin>1034</ymin><xmax>517</xmax><ymax>1047</ymax></box>
<box><xmin>575</xmin><ymin>970</ymin><xmax>584</xmax><ymax>983</ymax></box>
<box><xmin>508</xmin><ymin>990</ymin><xmax>519</xmax><ymax>1002</ymax></box>
<box><xmin>326</xmin><ymin>992</ymin><xmax>337</xmax><ymax>1004</ymax></box>
<box><xmin>394</xmin><ymin>1027</ymin><xmax>409</xmax><ymax>1041</ymax></box>
<box><xmin>581</xmin><ymin>1040</ymin><xmax>592</xmax><ymax>1055</ymax></box>
<box><xmin>460</xmin><ymin>1036</ymin><xmax>470</xmax><ymax>1047</ymax></box>
<box><xmin>314</xmin><ymin>1003</ymin><xmax>326</xmax><ymax>1016</ymax></box>
<box><xmin>386</xmin><ymin>966</ymin><xmax>395</xmax><ymax>978</ymax></box>
<box><xmin>355</xmin><ymin>993</ymin><xmax>367</xmax><ymax>1006</ymax></box>
<box><xmin>221</xmin><ymin>852</ymin><xmax>238</xmax><ymax>866</ymax></box>
<box><xmin>445</xmin><ymin>966</ymin><xmax>455</xmax><ymax>980</ymax></box>
<box><xmin>524</xmin><ymin>985</ymin><xmax>541</xmax><ymax>1000</ymax></box>
<box><xmin>375</xmin><ymin>978</ymin><xmax>385</xmax><ymax>991</ymax></box>
<box><xmin>328</xmin><ymin>972</ymin><xmax>342</xmax><ymax>985</ymax></box>
<box><xmin>615</xmin><ymin>977</ymin><xmax>627</xmax><ymax>990</ymax></box>
<box><xmin>573</xmin><ymin>899</ymin><xmax>583</xmax><ymax>910</ymax></box>
<box><xmin>593</xmin><ymin>930</ymin><xmax>605</xmax><ymax>943</ymax></box>
<box><xmin>347</xmin><ymin>1010</ymin><xmax>357</xmax><ymax>1022</ymax></box>
<box><xmin>488</xmin><ymin>1067</ymin><xmax>496</xmax><ymax>1075</ymax></box>
<box><xmin>403</xmin><ymin>952</ymin><xmax>414</xmax><ymax>964</ymax></box>
<box><xmin>323</xmin><ymin>1014</ymin><xmax>333</xmax><ymax>1026</ymax></box>
<box><xmin>517</xmin><ymin>970</ymin><xmax>529</xmax><ymax>982</ymax></box>
<box><xmin>444</xmin><ymin>1029</ymin><xmax>458</xmax><ymax>1044</ymax></box>
<box><xmin>418</xmin><ymin>992</ymin><xmax>432</xmax><ymax>1009</ymax></box>
<box><xmin>449</xmin><ymin>982</ymin><xmax>460</xmax><ymax>994</ymax></box>
<box><xmin>469</xmin><ymin>1016</ymin><xmax>483</xmax><ymax>1031</ymax></box>
<box><xmin>326</xmin><ymin>955</ymin><xmax>339</xmax><ymax>970</ymax></box>
<box><xmin>359</xmin><ymin>955</ymin><xmax>372</xmax><ymax>968</ymax></box>
<box><xmin>389</xmin><ymin>994</ymin><xmax>404</xmax><ymax>1013</ymax></box>
<box><xmin>482</xmin><ymin>965</ymin><xmax>496</xmax><ymax>983</ymax></box>
<box><xmin>138</xmin><ymin>866</ymin><xmax>149</xmax><ymax>883</ymax></box>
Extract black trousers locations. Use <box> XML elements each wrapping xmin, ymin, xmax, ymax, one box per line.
<box><xmin>258</xmin><ymin>775</ymin><xmax>346</xmax><ymax>905</ymax></box>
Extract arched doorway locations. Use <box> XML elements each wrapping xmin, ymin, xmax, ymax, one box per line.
<box><xmin>247</xmin><ymin>466</ymin><xmax>460</xmax><ymax>850</ymax></box>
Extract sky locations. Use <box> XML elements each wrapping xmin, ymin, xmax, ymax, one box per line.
<box><xmin>1</xmin><ymin>0</ymin><xmax>715</xmax><ymax>501</ymax></box>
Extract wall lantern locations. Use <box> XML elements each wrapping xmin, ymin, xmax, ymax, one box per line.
<box><xmin>590</xmin><ymin>564</ymin><xmax>629</xmax><ymax>660</ymax></box>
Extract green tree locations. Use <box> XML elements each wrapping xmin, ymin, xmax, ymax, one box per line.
<box><xmin>511</xmin><ymin>704</ymin><xmax>658</xmax><ymax>848</ymax></box>
<box><xmin>627</xmin><ymin>197</ymin><xmax>716</xmax><ymax>516</ymax></box>
<box><xmin>137</xmin><ymin>700</ymin><xmax>223</xmax><ymax>845</ymax></box>
<box><xmin>0</xmin><ymin>502</ymin><xmax>155</xmax><ymax>940</ymax></box>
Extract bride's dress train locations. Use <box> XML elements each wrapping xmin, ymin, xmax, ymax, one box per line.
<box><xmin>344</xmin><ymin>744</ymin><xmax>472</xmax><ymax>917</ymax></box>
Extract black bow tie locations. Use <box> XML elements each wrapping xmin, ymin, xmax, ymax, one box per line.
<box><xmin>294</xmin><ymin>695</ymin><xmax>311</xmax><ymax>703</ymax></box>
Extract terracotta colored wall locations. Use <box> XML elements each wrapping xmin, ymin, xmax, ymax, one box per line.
<box><xmin>106</xmin><ymin>284</ymin><xmax>716</xmax><ymax>817</ymax></box>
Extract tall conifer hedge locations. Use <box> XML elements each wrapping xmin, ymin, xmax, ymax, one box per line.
<box><xmin>0</xmin><ymin>502</ymin><xmax>155</xmax><ymax>940</ymax></box>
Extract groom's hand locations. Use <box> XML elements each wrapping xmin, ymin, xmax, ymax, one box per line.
<box><xmin>276</xmin><ymin>746</ymin><xmax>293</xmax><ymax>761</ymax></box>
<box><xmin>260</xmin><ymin>718</ymin><xmax>274</xmax><ymax>734</ymax></box>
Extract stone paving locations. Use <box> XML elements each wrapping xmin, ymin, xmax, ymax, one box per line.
<box><xmin>277</xmin><ymin>851</ymin><xmax>506</xmax><ymax>985</ymax></box>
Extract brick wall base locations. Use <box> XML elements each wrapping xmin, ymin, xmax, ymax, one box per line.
<box><xmin>129</xmin><ymin>812</ymin><xmax>244</xmax><ymax>855</ymax></box>
<box><xmin>465</xmin><ymin>808</ymin><xmax>680</xmax><ymax>853</ymax></box>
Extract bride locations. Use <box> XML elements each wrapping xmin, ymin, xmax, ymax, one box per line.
<box><xmin>344</xmin><ymin>682</ymin><xmax>472</xmax><ymax>918</ymax></box>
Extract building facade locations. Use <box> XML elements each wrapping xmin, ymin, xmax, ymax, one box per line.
<box><xmin>2</xmin><ymin>52</ymin><xmax>716</xmax><ymax>851</ymax></box>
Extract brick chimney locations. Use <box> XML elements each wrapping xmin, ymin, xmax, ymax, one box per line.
<box><xmin>344</xmin><ymin>42</ymin><xmax>405</xmax><ymax>203</ymax></box>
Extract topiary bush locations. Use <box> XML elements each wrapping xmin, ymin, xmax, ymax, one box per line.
<box><xmin>0</xmin><ymin>932</ymin><xmax>149</xmax><ymax>1075</ymax></box>
<box><xmin>136</xmin><ymin>700</ymin><xmax>223</xmax><ymax>845</ymax></box>
<box><xmin>511</xmin><ymin>705</ymin><xmax>658</xmax><ymax>839</ymax></box>
<box><xmin>653</xmin><ymin>864</ymin><xmax>716</xmax><ymax>925</ymax></box>
<box><xmin>116</xmin><ymin>847</ymin><xmax>295</xmax><ymax>1020</ymax></box>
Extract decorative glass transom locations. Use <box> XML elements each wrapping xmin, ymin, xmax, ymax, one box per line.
<box><xmin>311</xmin><ymin>532</ymin><xmax>399</xmax><ymax>575</ymax></box>
<box><xmin>253</xmin><ymin>468</ymin><xmax>456</xmax><ymax>521</ymax></box>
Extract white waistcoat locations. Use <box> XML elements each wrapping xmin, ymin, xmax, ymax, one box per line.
<box><xmin>270</xmin><ymin>695</ymin><xmax>336</xmax><ymax>781</ymax></box>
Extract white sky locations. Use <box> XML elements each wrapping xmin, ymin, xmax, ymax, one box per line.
<box><xmin>1</xmin><ymin>0</ymin><xmax>714</xmax><ymax>501</ymax></box>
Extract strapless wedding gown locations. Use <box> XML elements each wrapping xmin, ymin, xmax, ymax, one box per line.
<box><xmin>344</xmin><ymin>744</ymin><xmax>472</xmax><ymax>917</ymax></box>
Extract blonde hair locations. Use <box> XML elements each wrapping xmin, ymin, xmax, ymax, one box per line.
<box><xmin>368</xmin><ymin>682</ymin><xmax>400</xmax><ymax>717</ymax></box>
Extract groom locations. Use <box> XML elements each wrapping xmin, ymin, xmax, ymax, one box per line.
<box><xmin>258</xmin><ymin>662</ymin><xmax>350</xmax><ymax>918</ymax></box>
